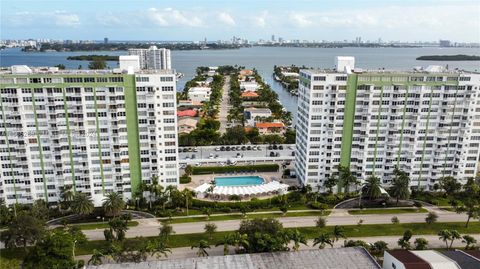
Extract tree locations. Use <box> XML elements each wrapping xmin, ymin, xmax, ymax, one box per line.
<box><xmin>202</xmin><ymin>207</ymin><xmax>212</xmax><ymax>220</ymax></box>
<box><xmin>438</xmin><ymin>229</ymin><xmax>461</xmax><ymax>250</ymax></box>
<box><xmin>191</xmin><ymin>240</ymin><xmax>210</xmax><ymax>257</ymax></box>
<box><xmin>390</xmin><ymin>167</ymin><xmax>411</xmax><ymax>205</ymax></box>
<box><xmin>279</xmin><ymin>204</ymin><xmax>288</xmax><ymax>216</ymax></box>
<box><xmin>315</xmin><ymin>217</ymin><xmax>327</xmax><ymax>228</ymax></box>
<box><xmin>425</xmin><ymin>212</ymin><xmax>438</xmax><ymax>225</ymax></box>
<box><xmin>324</xmin><ymin>176</ymin><xmax>338</xmax><ymax>194</ymax></box>
<box><xmin>22</xmin><ymin>230</ymin><xmax>77</xmax><ymax>269</ymax></box>
<box><xmin>414</xmin><ymin>238</ymin><xmax>429</xmax><ymax>250</ymax></box>
<box><xmin>31</xmin><ymin>200</ymin><xmax>50</xmax><ymax>222</ymax></box>
<box><xmin>71</xmin><ymin>193</ymin><xmax>94</xmax><ymax>216</ymax></box>
<box><xmin>453</xmin><ymin>178</ymin><xmax>480</xmax><ymax>227</ymax></box>
<box><xmin>54</xmin><ymin>64</ymin><xmax>66</xmax><ymax>70</ymax></box>
<box><xmin>88</xmin><ymin>60</ymin><xmax>107</xmax><ymax>70</ymax></box>
<box><xmin>60</xmin><ymin>185</ymin><xmax>75</xmax><ymax>210</ymax></box>
<box><xmin>363</xmin><ymin>176</ymin><xmax>382</xmax><ymax>200</ymax></box>
<box><xmin>462</xmin><ymin>235</ymin><xmax>477</xmax><ymax>250</ymax></box>
<box><xmin>331</xmin><ymin>225</ymin><xmax>346</xmax><ymax>242</ymax></box>
<box><xmin>338</xmin><ymin>165</ymin><xmax>358</xmax><ymax>193</ymax></box>
<box><xmin>439</xmin><ymin>176</ymin><xmax>461</xmax><ymax>196</ymax></box>
<box><xmin>184</xmin><ymin>165</ymin><xmax>194</xmax><ymax>176</ymax></box>
<box><xmin>391</xmin><ymin>216</ymin><xmax>400</xmax><ymax>224</ymax></box>
<box><xmin>344</xmin><ymin>240</ymin><xmax>370</xmax><ymax>249</ymax></box>
<box><xmin>313</xmin><ymin>233</ymin><xmax>333</xmax><ymax>249</ymax></box>
<box><xmin>0</xmin><ymin>199</ymin><xmax>13</xmax><ymax>226</ymax></box>
<box><xmin>103</xmin><ymin>216</ymin><xmax>129</xmax><ymax>242</ymax></box>
<box><xmin>1</xmin><ymin>212</ymin><xmax>46</xmax><ymax>251</ymax></box>
<box><xmin>159</xmin><ymin>221</ymin><xmax>175</xmax><ymax>242</ymax></box>
<box><xmin>181</xmin><ymin>189</ymin><xmax>194</xmax><ymax>216</ymax></box>
<box><xmin>370</xmin><ymin>241</ymin><xmax>389</xmax><ymax>256</ymax></box>
<box><xmin>204</xmin><ymin>223</ymin><xmax>217</xmax><ymax>240</ymax></box>
<box><xmin>88</xmin><ymin>249</ymin><xmax>105</xmax><ymax>266</ymax></box>
<box><xmin>288</xmin><ymin>229</ymin><xmax>308</xmax><ymax>251</ymax></box>
<box><xmin>397</xmin><ymin>230</ymin><xmax>413</xmax><ymax>250</ymax></box>
<box><xmin>143</xmin><ymin>237</ymin><xmax>171</xmax><ymax>259</ymax></box>
<box><xmin>103</xmin><ymin>192</ymin><xmax>125</xmax><ymax>218</ymax></box>
<box><xmin>237</xmin><ymin>218</ymin><xmax>290</xmax><ymax>253</ymax></box>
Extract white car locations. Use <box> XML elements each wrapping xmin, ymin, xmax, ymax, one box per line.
<box><xmin>215</xmin><ymin>147</ymin><xmax>221</xmax><ymax>151</ymax></box>
<box><xmin>219</xmin><ymin>162</ymin><xmax>226</xmax><ymax>166</ymax></box>
<box><xmin>194</xmin><ymin>162</ymin><xmax>201</xmax><ymax>167</ymax></box>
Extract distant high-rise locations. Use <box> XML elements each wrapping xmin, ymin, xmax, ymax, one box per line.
<box><xmin>104</xmin><ymin>37</ymin><xmax>108</xmax><ymax>44</ymax></box>
<box><xmin>128</xmin><ymin>46</ymin><xmax>171</xmax><ymax>70</ymax></box>
<box><xmin>271</xmin><ymin>35</ymin><xmax>276</xmax><ymax>42</ymax></box>
<box><xmin>439</xmin><ymin>40</ymin><xmax>451</xmax><ymax>47</ymax></box>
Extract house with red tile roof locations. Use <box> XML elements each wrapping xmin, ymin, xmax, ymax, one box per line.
<box><xmin>177</xmin><ymin>109</ymin><xmax>197</xmax><ymax>117</ymax></box>
<box><xmin>255</xmin><ymin>122</ymin><xmax>285</xmax><ymax>134</ymax></box>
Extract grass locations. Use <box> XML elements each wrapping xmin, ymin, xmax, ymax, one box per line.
<box><xmin>73</xmin><ymin>221</ymin><xmax>139</xmax><ymax>230</ymax></box>
<box><xmin>348</xmin><ymin>208</ymin><xmax>428</xmax><ymax>215</ymax></box>
<box><xmin>164</xmin><ymin>211</ymin><xmax>330</xmax><ymax>224</ymax></box>
<box><xmin>2</xmin><ymin>221</ymin><xmax>478</xmax><ymax>262</ymax></box>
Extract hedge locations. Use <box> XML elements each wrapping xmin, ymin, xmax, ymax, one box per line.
<box><xmin>192</xmin><ymin>164</ymin><xmax>279</xmax><ymax>175</ymax></box>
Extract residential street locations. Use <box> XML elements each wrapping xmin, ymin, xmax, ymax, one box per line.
<box><xmin>218</xmin><ymin>75</ymin><xmax>231</xmax><ymax>134</ymax></box>
<box><xmin>81</xmin><ymin>206</ymin><xmax>469</xmax><ymax>241</ymax></box>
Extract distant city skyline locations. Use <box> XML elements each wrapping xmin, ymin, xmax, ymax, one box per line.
<box><xmin>1</xmin><ymin>0</ymin><xmax>479</xmax><ymax>42</ymax></box>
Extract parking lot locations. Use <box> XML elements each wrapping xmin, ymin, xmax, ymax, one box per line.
<box><xmin>178</xmin><ymin>144</ymin><xmax>296</xmax><ymax>167</ymax></box>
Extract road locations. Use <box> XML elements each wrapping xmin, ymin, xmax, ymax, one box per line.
<box><xmin>82</xmin><ymin>206</ymin><xmax>468</xmax><ymax>241</ymax></box>
<box><xmin>218</xmin><ymin>75</ymin><xmax>230</xmax><ymax>134</ymax></box>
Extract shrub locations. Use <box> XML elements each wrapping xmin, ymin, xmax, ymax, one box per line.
<box><xmin>413</xmin><ymin>201</ymin><xmax>423</xmax><ymax>208</ymax></box>
<box><xmin>180</xmin><ymin>175</ymin><xmax>192</xmax><ymax>184</ymax></box>
<box><xmin>192</xmin><ymin>164</ymin><xmax>279</xmax><ymax>175</ymax></box>
<box><xmin>308</xmin><ymin>202</ymin><xmax>329</xmax><ymax>210</ymax></box>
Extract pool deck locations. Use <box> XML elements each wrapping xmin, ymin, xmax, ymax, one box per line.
<box><xmin>180</xmin><ymin>171</ymin><xmax>285</xmax><ymax>191</ymax></box>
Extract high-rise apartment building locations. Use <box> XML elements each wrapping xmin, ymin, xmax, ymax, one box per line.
<box><xmin>128</xmin><ymin>46</ymin><xmax>171</xmax><ymax>70</ymax></box>
<box><xmin>0</xmin><ymin>65</ymin><xmax>179</xmax><ymax>206</ymax></box>
<box><xmin>295</xmin><ymin>57</ymin><xmax>480</xmax><ymax>191</ymax></box>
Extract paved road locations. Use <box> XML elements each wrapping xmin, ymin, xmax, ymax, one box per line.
<box><xmin>76</xmin><ymin>233</ymin><xmax>480</xmax><ymax>262</ymax></box>
<box><xmin>82</xmin><ymin>206</ymin><xmax>468</xmax><ymax>241</ymax></box>
<box><xmin>218</xmin><ymin>76</ymin><xmax>230</xmax><ymax>134</ymax></box>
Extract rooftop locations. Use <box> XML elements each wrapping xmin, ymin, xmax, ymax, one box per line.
<box><xmin>241</xmin><ymin>91</ymin><xmax>259</xmax><ymax>98</ymax></box>
<box><xmin>411</xmin><ymin>250</ymin><xmax>460</xmax><ymax>269</ymax></box>
<box><xmin>300</xmin><ymin>66</ymin><xmax>477</xmax><ymax>76</ymax></box>
<box><xmin>244</xmin><ymin>107</ymin><xmax>271</xmax><ymax>113</ymax></box>
<box><xmin>386</xmin><ymin>250</ymin><xmax>432</xmax><ymax>269</ymax></box>
<box><xmin>177</xmin><ymin>110</ymin><xmax>197</xmax><ymax>117</ymax></box>
<box><xmin>1</xmin><ymin>65</ymin><xmax>175</xmax><ymax>75</ymax></box>
<box><xmin>255</xmin><ymin>122</ymin><xmax>285</xmax><ymax>128</ymax></box>
<box><xmin>87</xmin><ymin>248</ymin><xmax>380</xmax><ymax>269</ymax></box>
<box><xmin>441</xmin><ymin>250</ymin><xmax>480</xmax><ymax>269</ymax></box>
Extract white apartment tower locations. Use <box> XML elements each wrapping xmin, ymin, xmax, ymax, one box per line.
<box><xmin>295</xmin><ymin>57</ymin><xmax>480</xmax><ymax>191</ymax></box>
<box><xmin>128</xmin><ymin>46</ymin><xmax>172</xmax><ymax>70</ymax></box>
<box><xmin>0</xmin><ymin>65</ymin><xmax>179</xmax><ymax>206</ymax></box>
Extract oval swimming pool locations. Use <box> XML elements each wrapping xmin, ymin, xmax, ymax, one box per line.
<box><xmin>214</xmin><ymin>176</ymin><xmax>264</xmax><ymax>186</ymax></box>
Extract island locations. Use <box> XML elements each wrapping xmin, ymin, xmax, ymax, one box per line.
<box><xmin>416</xmin><ymin>54</ymin><xmax>480</xmax><ymax>61</ymax></box>
<box><xmin>66</xmin><ymin>55</ymin><xmax>119</xmax><ymax>61</ymax></box>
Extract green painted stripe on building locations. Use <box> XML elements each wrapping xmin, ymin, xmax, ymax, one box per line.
<box><xmin>92</xmin><ymin>87</ymin><xmax>106</xmax><ymax>194</ymax></box>
<box><xmin>0</xmin><ymin>94</ymin><xmax>19</xmax><ymax>204</ymax></box>
<box><xmin>417</xmin><ymin>86</ymin><xmax>435</xmax><ymax>187</ymax></box>
<box><xmin>339</xmin><ymin>74</ymin><xmax>358</xmax><ymax>190</ymax></box>
<box><xmin>124</xmin><ymin>75</ymin><xmax>142</xmax><ymax>196</ymax></box>
<box><xmin>396</xmin><ymin>86</ymin><xmax>410</xmax><ymax>168</ymax></box>
<box><xmin>372</xmin><ymin>86</ymin><xmax>385</xmax><ymax>176</ymax></box>
<box><xmin>442</xmin><ymin>85</ymin><xmax>460</xmax><ymax>177</ymax></box>
<box><xmin>31</xmin><ymin>91</ymin><xmax>49</xmax><ymax>203</ymax></box>
<box><xmin>62</xmin><ymin>88</ymin><xmax>77</xmax><ymax>193</ymax></box>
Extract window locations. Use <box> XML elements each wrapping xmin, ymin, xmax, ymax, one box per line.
<box><xmin>136</xmin><ymin>76</ymin><xmax>149</xmax><ymax>82</ymax></box>
<box><xmin>313</xmin><ymin>76</ymin><xmax>326</xmax><ymax>81</ymax></box>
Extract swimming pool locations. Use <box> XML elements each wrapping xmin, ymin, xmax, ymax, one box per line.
<box><xmin>214</xmin><ymin>176</ymin><xmax>264</xmax><ymax>187</ymax></box>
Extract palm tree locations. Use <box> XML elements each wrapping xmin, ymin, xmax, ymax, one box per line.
<box><xmin>159</xmin><ymin>221</ymin><xmax>175</xmax><ymax>242</ymax></box>
<box><xmin>88</xmin><ymin>249</ymin><xmax>105</xmax><ymax>265</ymax></box>
<box><xmin>71</xmin><ymin>193</ymin><xmax>94</xmax><ymax>216</ymax></box>
<box><xmin>191</xmin><ymin>240</ymin><xmax>210</xmax><ymax>257</ymax></box>
<box><xmin>288</xmin><ymin>229</ymin><xmax>308</xmax><ymax>251</ymax></box>
<box><xmin>462</xmin><ymin>235</ymin><xmax>477</xmax><ymax>250</ymax></box>
<box><xmin>370</xmin><ymin>241</ymin><xmax>389</xmax><ymax>255</ymax></box>
<box><xmin>102</xmin><ymin>192</ymin><xmax>125</xmax><ymax>218</ymax></box>
<box><xmin>390</xmin><ymin>167</ymin><xmax>411</xmax><ymax>205</ymax></box>
<box><xmin>438</xmin><ymin>229</ymin><xmax>460</xmax><ymax>250</ymax></box>
<box><xmin>229</xmin><ymin>232</ymin><xmax>249</xmax><ymax>254</ymax></box>
<box><xmin>414</xmin><ymin>238</ymin><xmax>429</xmax><ymax>250</ymax></box>
<box><xmin>182</xmin><ymin>189</ymin><xmax>194</xmax><ymax>216</ymax></box>
<box><xmin>324</xmin><ymin>176</ymin><xmax>338</xmax><ymax>194</ymax></box>
<box><xmin>363</xmin><ymin>176</ymin><xmax>382</xmax><ymax>200</ymax></box>
<box><xmin>147</xmin><ymin>238</ymin><xmax>171</xmax><ymax>258</ymax></box>
<box><xmin>204</xmin><ymin>223</ymin><xmax>217</xmax><ymax>240</ymax></box>
<box><xmin>313</xmin><ymin>233</ymin><xmax>333</xmax><ymax>249</ymax></box>
<box><xmin>331</xmin><ymin>226</ymin><xmax>346</xmax><ymax>242</ymax></box>
<box><xmin>60</xmin><ymin>185</ymin><xmax>75</xmax><ymax>210</ymax></box>
<box><xmin>216</xmin><ymin>234</ymin><xmax>232</xmax><ymax>255</ymax></box>
<box><xmin>338</xmin><ymin>165</ymin><xmax>357</xmax><ymax>194</ymax></box>
<box><xmin>398</xmin><ymin>230</ymin><xmax>413</xmax><ymax>250</ymax></box>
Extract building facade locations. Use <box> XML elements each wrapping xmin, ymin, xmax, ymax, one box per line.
<box><xmin>295</xmin><ymin>62</ymin><xmax>480</xmax><ymax>191</ymax></box>
<box><xmin>0</xmin><ymin>66</ymin><xmax>179</xmax><ymax>206</ymax></box>
<box><xmin>128</xmin><ymin>46</ymin><xmax>171</xmax><ymax>70</ymax></box>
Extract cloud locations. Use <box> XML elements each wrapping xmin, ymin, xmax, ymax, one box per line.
<box><xmin>218</xmin><ymin>12</ymin><xmax>236</xmax><ymax>26</ymax></box>
<box><xmin>290</xmin><ymin>13</ymin><xmax>312</xmax><ymax>27</ymax></box>
<box><xmin>254</xmin><ymin>11</ymin><xmax>268</xmax><ymax>27</ymax></box>
<box><xmin>53</xmin><ymin>11</ymin><xmax>80</xmax><ymax>26</ymax></box>
<box><xmin>6</xmin><ymin>10</ymin><xmax>80</xmax><ymax>27</ymax></box>
<box><xmin>147</xmin><ymin>7</ymin><xmax>203</xmax><ymax>27</ymax></box>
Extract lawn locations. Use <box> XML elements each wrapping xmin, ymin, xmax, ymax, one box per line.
<box><xmin>2</xmin><ymin>221</ymin><xmax>479</xmax><ymax>263</ymax></box>
<box><xmin>74</xmin><ymin>221</ymin><xmax>139</xmax><ymax>230</ymax></box>
<box><xmin>348</xmin><ymin>208</ymin><xmax>428</xmax><ymax>215</ymax></box>
<box><xmin>164</xmin><ymin>210</ymin><xmax>330</xmax><ymax>224</ymax></box>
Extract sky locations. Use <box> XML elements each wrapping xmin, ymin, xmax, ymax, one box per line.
<box><xmin>1</xmin><ymin>0</ymin><xmax>479</xmax><ymax>42</ymax></box>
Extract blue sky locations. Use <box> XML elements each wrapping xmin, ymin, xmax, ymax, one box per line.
<box><xmin>1</xmin><ymin>0</ymin><xmax>479</xmax><ymax>42</ymax></box>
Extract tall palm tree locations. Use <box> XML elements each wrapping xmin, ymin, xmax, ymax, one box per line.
<box><xmin>338</xmin><ymin>165</ymin><xmax>357</xmax><ymax>194</ymax></box>
<box><xmin>102</xmin><ymin>192</ymin><xmax>125</xmax><ymax>218</ymax></box>
<box><xmin>288</xmin><ymin>229</ymin><xmax>308</xmax><ymax>251</ymax></box>
<box><xmin>182</xmin><ymin>189</ymin><xmax>194</xmax><ymax>216</ymax></box>
<box><xmin>147</xmin><ymin>238</ymin><xmax>171</xmax><ymax>258</ymax></box>
<box><xmin>71</xmin><ymin>193</ymin><xmax>94</xmax><ymax>216</ymax></box>
<box><xmin>229</xmin><ymin>232</ymin><xmax>249</xmax><ymax>254</ymax></box>
<box><xmin>88</xmin><ymin>249</ymin><xmax>105</xmax><ymax>265</ymax></box>
<box><xmin>159</xmin><ymin>222</ymin><xmax>175</xmax><ymax>242</ymax></box>
<box><xmin>332</xmin><ymin>226</ymin><xmax>346</xmax><ymax>242</ymax></box>
<box><xmin>313</xmin><ymin>233</ymin><xmax>333</xmax><ymax>249</ymax></box>
<box><xmin>191</xmin><ymin>240</ymin><xmax>210</xmax><ymax>257</ymax></box>
<box><xmin>390</xmin><ymin>167</ymin><xmax>411</xmax><ymax>205</ymax></box>
<box><xmin>363</xmin><ymin>176</ymin><xmax>382</xmax><ymax>200</ymax></box>
<box><xmin>438</xmin><ymin>230</ymin><xmax>452</xmax><ymax>249</ymax></box>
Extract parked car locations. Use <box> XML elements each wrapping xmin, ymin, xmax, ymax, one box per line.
<box><xmin>220</xmin><ymin>146</ymin><xmax>226</xmax><ymax>151</ymax></box>
<box><xmin>236</xmin><ymin>146</ymin><xmax>241</xmax><ymax>150</ymax></box>
<box><xmin>291</xmin><ymin>152</ymin><xmax>295</xmax><ymax>156</ymax></box>
<box><xmin>185</xmin><ymin>156</ymin><xmax>190</xmax><ymax>160</ymax></box>
<box><xmin>180</xmin><ymin>164</ymin><xmax>187</xmax><ymax>169</ymax></box>
<box><xmin>268</xmin><ymin>145</ymin><xmax>273</xmax><ymax>150</ymax></box>
<box><xmin>226</xmin><ymin>147</ymin><xmax>231</xmax><ymax>151</ymax></box>
<box><xmin>247</xmin><ymin>146</ymin><xmax>252</xmax><ymax>150</ymax></box>
<box><xmin>275</xmin><ymin>152</ymin><xmax>280</xmax><ymax>157</ymax></box>
<box><xmin>257</xmin><ymin>146</ymin><xmax>262</xmax><ymax>151</ymax></box>
<box><xmin>287</xmin><ymin>145</ymin><xmax>294</xmax><ymax>150</ymax></box>
<box><xmin>269</xmin><ymin>152</ymin><xmax>275</xmax><ymax>157</ymax></box>
<box><xmin>193</xmin><ymin>148</ymin><xmax>198</xmax><ymax>152</ymax></box>
<box><xmin>194</xmin><ymin>162</ymin><xmax>201</xmax><ymax>167</ymax></box>
<box><xmin>191</xmin><ymin>154</ymin><xmax>196</xmax><ymax>159</ymax></box>
<box><xmin>279</xmin><ymin>145</ymin><xmax>284</xmax><ymax>150</ymax></box>
<box><xmin>241</xmin><ymin>146</ymin><xmax>246</xmax><ymax>151</ymax></box>
<box><xmin>215</xmin><ymin>147</ymin><xmax>221</xmax><ymax>151</ymax></box>
<box><xmin>215</xmin><ymin>154</ymin><xmax>219</xmax><ymax>158</ymax></box>
<box><xmin>273</xmin><ymin>145</ymin><xmax>278</xmax><ymax>150</ymax></box>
